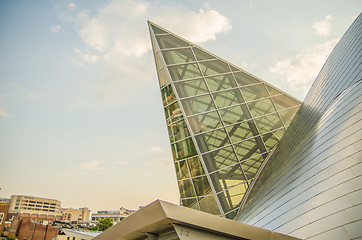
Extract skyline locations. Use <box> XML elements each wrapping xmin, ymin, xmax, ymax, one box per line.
<box><xmin>1</xmin><ymin>0</ymin><xmax>361</xmax><ymax>212</ymax></box>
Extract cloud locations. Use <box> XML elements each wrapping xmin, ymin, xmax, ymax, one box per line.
<box><xmin>65</xmin><ymin>0</ymin><xmax>231</xmax><ymax>109</ymax></box>
<box><xmin>145</xmin><ymin>158</ymin><xmax>172</xmax><ymax>166</ymax></box>
<box><xmin>269</xmin><ymin>38</ymin><xmax>339</xmax><ymax>95</ymax></box>
<box><xmin>50</xmin><ymin>25</ymin><xmax>62</xmax><ymax>33</ymax></box>
<box><xmin>114</xmin><ymin>160</ymin><xmax>129</xmax><ymax>165</ymax></box>
<box><xmin>147</xmin><ymin>146</ymin><xmax>164</xmax><ymax>152</ymax></box>
<box><xmin>78</xmin><ymin>160</ymin><xmax>103</xmax><ymax>170</ymax></box>
<box><xmin>248</xmin><ymin>1</ymin><xmax>257</xmax><ymax>10</ymax></box>
<box><xmin>0</xmin><ymin>94</ymin><xmax>10</xmax><ymax>118</ymax></box>
<box><xmin>67</xmin><ymin>3</ymin><xmax>76</xmax><ymax>11</ymax></box>
<box><xmin>313</xmin><ymin>15</ymin><xmax>332</xmax><ymax>37</ymax></box>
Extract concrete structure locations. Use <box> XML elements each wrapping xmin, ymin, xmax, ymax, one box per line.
<box><xmin>8</xmin><ymin>195</ymin><xmax>62</xmax><ymax>216</ymax></box>
<box><xmin>91</xmin><ymin>207</ymin><xmax>135</xmax><ymax>223</ymax></box>
<box><xmin>57</xmin><ymin>229</ymin><xmax>101</xmax><ymax>240</ymax></box>
<box><xmin>16</xmin><ymin>220</ymin><xmax>59</xmax><ymax>240</ymax></box>
<box><xmin>61</xmin><ymin>207</ymin><xmax>90</xmax><ymax>222</ymax></box>
<box><xmin>93</xmin><ymin>200</ymin><xmax>300</xmax><ymax>240</ymax></box>
<box><xmin>149</xmin><ymin>13</ymin><xmax>362</xmax><ymax>240</ymax></box>
<box><xmin>0</xmin><ymin>198</ymin><xmax>10</xmax><ymax>235</ymax></box>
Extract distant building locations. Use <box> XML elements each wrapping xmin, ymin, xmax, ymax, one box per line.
<box><xmin>91</xmin><ymin>207</ymin><xmax>135</xmax><ymax>223</ymax></box>
<box><xmin>8</xmin><ymin>195</ymin><xmax>62</xmax><ymax>216</ymax></box>
<box><xmin>61</xmin><ymin>207</ymin><xmax>90</xmax><ymax>222</ymax></box>
<box><xmin>0</xmin><ymin>198</ymin><xmax>10</xmax><ymax>235</ymax></box>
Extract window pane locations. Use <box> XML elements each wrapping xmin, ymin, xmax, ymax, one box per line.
<box><xmin>178</xmin><ymin>179</ymin><xmax>196</xmax><ymax>198</ymax></box>
<box><xmin>162</xmin><ymin>48</ymin><xmax>196</xmax><ymax>65</ymax></box>
<box><xmin>240</xmin><ymin>83</ymin><xmax>269</xmax><ymax>102</ymax></box>
<box><xmin>226</xmin><ymin>121</ymin><xmax>254</xmax><ymax>143</ymax></box>
<box><xmin>202</xmin><ymin>146</ymin><xmax>238</xmax><ymax>172</ymax></box>
<box><xmin>175</xmin><ymin>160</ymin><xmax>190</xmax><ymax>180</ymax></box>
<box><xmin>156</xmin><ymin>34</ymin><xmax>189</xmax><ymax>49</ymax></box>
<box><xmin>161</xmin><ymin>84</ymin><xmax>176</xmax><ymax>106</ymax></box>
<box><xmin>255</xmin><ymin>113</ymin><xmax>283</xmax><ymax>135</ymax></box>
<box><xmin>213</xmin><ymin>89</ymin><xmax>243</xmax><ymax>108</ymax></box>
<box><xmin>181</xmin><ymin>198</ymin><xmax>199</xmax><ymax>209</ymax></box>
<box><xmin>174</xmin><ymin>78</ymin><xmax>208</xmax><ymax>98</ymax></box>
<box><xmin>233</xmin><ymin>71</ymin><xmax>259</xmax><ymax>86</ymax></box>
<box><xmin>279</xmin><ymin>106</ymin><xmax>299</xmax><ymax>126</ymax></box>
<box><xmin>234</xmin><ymin>138</ymin><xmax>263</xmax><ymax>162</ymax></box>
<box><xmin>165</xmin><ymin>101</ymin><xmax>183</xmax><ymax>124</ymax></box>
<box><xmin>242</xmin><ymin>154</ymin><xmax>264</xmax><ymax>179</ymax></box>
<box><xmin>193</xmin><ymin>175</ymin><xmax>212</xmax><ymax>196</ymax></box>
<box><xmin>157</xmin><ymin>68</ymin><xmax>170</xmax><ymax>88</ymax></box>
<box><xmin>154</xmin><ymin>52</ymin><xmax>164</xmax><ymax>71</ymax></box>
<box><xmin>168</xmin><ymin>63</ymin><xmax>202</xmax><ymax>81</ymax></box>
<box><xmin>248</xmin><ymin>98</ymin><xmax>276</xmax><ymax>118</ymax></box>
<box><xmin>181</xmin><ymin>94</ymin><xmax>216</xmax><ymax>116</ymax></box>
<box><xmin>171</xmin><ymin>138</ymin><xmax>197</xmax><ymax>161</ymax></box>
<box><xmin>219</xmin><ymin>104</ymin><xmax>249</xmax><ymax>125</ymax></box>
<box><xmin>187</xmin><ymin>156</ymin><xmax>205</xmax><ymax>177</ymax></box>
<box><xmin>210</xmin><ymin>164</ymin><xmax>247</xmax><ymax>192</ymax></box>
<box><xmin>188</xmin><ymin>110</ymin><xmax>222</xmax><ymax>134</ymax></box>
<box><xmin>195</xmin><ymin>128</ymin><xmax>230</xmax><ymax>153</ymax></box>
<box><xmin>199</xmin><ymin>60</ymin><xmax>230</xmax><ymax>76</ymax></box>
<box><xmin>265</xmin><ymin>85</ymin><xmax>282</xmax><ymax>96</ymax></box>
<box><xmin>168</xmin><ymin>119</ymin><xmax>190</xmax><ymax>143</ymax></box>
<box><xmin>193</xmin><ymin>47</ymin><xmax>215</xmax><ymax>61</ymax></box>
<box><xmin>205</xmin><ymin>74</ymin><xmax>237</xmax><ymax>92</ymax></box>
<box><xmin>217</xmin><ymin>183</ymin><xmax>247</xmax><ymax>213</ymax></box>
<box><xmin>151</xmin><ymin>25</ymin><xmax>167</xmax><ymax>34</ymax></box>
<box><xmin>272</xmin><ymin>95</ymin><xmax>300</xmax><ymax>110</ymax></box>
<box><xmin>198</xmin><ymin>195</ymin><xmax>220</xmax><ymax>215</ymax></box>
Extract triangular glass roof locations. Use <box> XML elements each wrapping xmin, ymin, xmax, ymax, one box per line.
<box><xmin>148</xmin><ymin>21</ymin><xmax>301</xmax><ymax>219</ymax></box>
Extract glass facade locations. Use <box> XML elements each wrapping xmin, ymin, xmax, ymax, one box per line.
<box><xmin>148</xmin><ymin>22</ymin><xmax>301</xmax><ymax>218</ymax></box>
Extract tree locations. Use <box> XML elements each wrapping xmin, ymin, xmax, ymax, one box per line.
<box><xmin>92</xmin><ymin>218</ymin><xmax>113</xmax><ymax>231</ymax></box>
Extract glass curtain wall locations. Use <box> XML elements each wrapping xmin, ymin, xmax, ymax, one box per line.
<box><xmin>149</xmin><ymin>22</ymin><xmax>301</xmax><ymax>219</ymax></box>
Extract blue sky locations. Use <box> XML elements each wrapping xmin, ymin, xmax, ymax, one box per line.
<box><xmin>0</xmin><ymin>0</ymin><xmax>360</xmax><ymax>212</ymax></box>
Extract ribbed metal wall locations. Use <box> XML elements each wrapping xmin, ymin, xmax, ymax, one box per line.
<box><xmin>236</xmin><ymin>14</ymin><xmax>362</xmax><ymax>239</ymax></box>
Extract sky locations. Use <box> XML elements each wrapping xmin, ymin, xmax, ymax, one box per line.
<box><xmin>0</xmin><ymin>0</ymin><xmax>360</xmax><ymax>212</ymax></box>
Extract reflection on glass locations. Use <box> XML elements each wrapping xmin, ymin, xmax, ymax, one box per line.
<box><xmin>175</xmin><ymin>160</ymin><xmax>190</xmax><ymax>180</ymax></box>
<box><xmin>265</xmin><ymin>85</ymin><xmax>281</xmax><ymax>96</ymax></box>
<box><xmin>165</xmin><ymin>101</ymin><xmax>183</xmax><ymax>124</ymax></box>
<box><xmin>210</xmin><ymin>164</ymin><xmax>246</xmax><ymax>193</ymax></box>
<box><xmin>226</xmin><ymin>121</ymin><xmax>254</xmax><ymax>143</ymax></box>
<box><xmin>199</xmin><ymin>60</ymin><xmax>231</xmax><ymax>76</ymax></box>
<box><xmin>162</xmin><ymin>48</ymin><xmax>195</xmax><ymax>65</ymax></box>
<box><xmin>171</xmin><ymin>137</ymin><xmax>197</xmax><ymax>161</ymax></box>
<box><xmin>234</xmin><ymin>138</ymin><xmax>263</xmax><ymax>162</ymax></box>
<box><xmin>248</xmin><ymin>98</ymin><xmax>276</xmax><ymax>118</ymax></box>
<box><xmin>233</xmin><ymin>71</ymin><xmax>259</xmax><ymax>86</ymax></box>
<box><xmin>240</xmin><ymin>83</ymin><xmax>269</xmax><ymax>102</ymax></box>
<box><xmin>168</xmin><ymin>119</ymin><xmax>190</xmax><ymax>143</ymax></box>
<box><xmin>181</xmin><ymin>94</ymin><xmax>216</xmax><ymax>116</ymax></box>
<box><xmin>202</xmin><ymin>146</ymin><xmax>238</xmax><ymax>172</ymax></box>
<box><xmin>181</xmin><ymin>198</ymin><xmax>199</xmax><ymax>210</ymax></box>
<box><xmin>157</xmin><ymin>68</ymin><xmax>170</xmax><ymax>88</ymax></box>
<box><xmin>219</xmin><ymin>104</ymin><xmax>248</xmax><ymax>125</ymax></box>
<box><xmin>154</xmin><ymin>52</ymin><xmax>164</xmax><ymax>71</ymax></box>
<box><xmin>195</xmin><ymin>128</ymin><xmax>230</xmax><ymax>153</ymax></box>
<box><xmin>151</xmin><ymin>25</ymin><xmax>167</xmax><ymax>34</ymax></box>
<box><xmin>205</xmin><ymin>74</ymin><xmax>237</xmax><ymax>92</ymax></box>
<box><xmin>217</xmin><ymin>182</ymin><xmax>247</xmax><ymax>215</ymax></box>
<box><xmin>193</xmin><ymin>47</ymin><xmax>215</xmax><ymax>61</ymax></box>
<box><xmin>198</xmin><ymin>195</ymin><xmax>220</xmax><ymax>215</ymax></box>
<box><xmin>193</xmin><ymin>175</ymin><xmax>212</xmax><ymax>196</ymax></box>
<box><xmin>161</xmin><ymin>84</ymin><xmax>176</xmax><ymax>106</ymax></box>
<box><xmin>174</xmin><ymin>78</ymin><xmax>208</xmax><ymax>98</ymax></box>
<box><xmin>178</xmin><ymin>179</ymin><xmax>196</xmax><ymax>198</ymax></box>
<box><xmin>156</xmin><ymin>34</ymin><xmax>189</xmax><ymax>49</ymax></box>
<box><xmin>187</xmin><ymin>157</ymin><xmax>205</xmax><ymax>177</ymax></box>
<box><xmin>188</xmin><ymin>111</ymin><xmax>221</xmax><ymax>134</ymax></box>
<box><xmin>279</xmin><ymin>106</ymin><xmax>299</xmax><ymax>126</ymax></box>
<box><xmin>168</xmin><ymin>63</ymin><xmax>202</xmax><ymax>81</ymax></box>
<box><xmin>255</xmin><ymin>113</ymin><xmax>283</xmax><ymax>135</ymax></box>
<box><xmin>272</xmin><ymin>95</ymin><xmax>300</xmax><ymax>110</ymax></box>
<box><xmin>212</xmin><ymin>89</ymin><xmax>243</xmax><ymax>108</ymax></box>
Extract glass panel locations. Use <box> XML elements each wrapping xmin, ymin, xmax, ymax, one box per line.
<box><xmin>151</xmin><ymin>34</ymin><xmax>159</xmax><ymax>53</ymax></box>
<box><xmin>210</xmin><ymin>164</ymin><xmax>246</xmax><ymax>193</ymax></box>
<box><xmin>168</xmin><ymin>63</ymin><xmax>202</xmax><ymax>81</ymax></box>
<box><xmin>202</xmin><ymin>146</ymin><xmax>238</xmax><ymax>172</ymax></box>
<box><xmin>174</xmin><ymin>78</ymin><xmax>208</xmax><ymax>98</ymax></box>
<box><xmin>198</xmin><ymin>195</ymin><xmax>220</xmax><ymax>215</ymax></box>
<box><xmin>226</xmin><ymin>209</ymin><xmax>239</xmax><ymax>219</ymax></box>
<box><xmin>255</xmin><ymin>113</ymin><xmax>283</xmax><ymax>135</ymax></box>
<box><xmin>205</xmin><ymin>74</ymin><xmax>237</xmax><ymax>92</ymax></box>
<box><xmin>199</xmin><ymin>60</ymin><xmax>231</xmax><ymax>76</ymax></box>
<box><xmin>234</xmin><ymin>138</ymin><xmax>263</xmax><ymax>162</ymax></box>
<box><xmin>181</xmin><ymin>198</ymin><xmax>199</xmax><ymax>209</ymax></box>
<box><xmin>151</xmin><ymin>25</ymin><xmax>167</xmax><ymax>34</ymax></box>
<box><xmin>212</xmin><ymin>89</ymin><xmax>243</xmax><ymax>108</ymax></box>
<box><xmin>242</xmin><ymin>154</ymin><xmax>264</xmax><ymax>179</ymax></box>
<box><xmin>233</xmin><ymin>71</ymin><xmax>259</xmax><ymax>86</ymax></box>
<box><xmin>218</xmin><ymin>183</ymin><xmax>247</xmax><ymax>213</ymax></box>
<box><xmin>188</xmin><ymin>111</ymin><xmax>222</xmax><ymax>134</ymax></box>
<box><xmin>161</xmin><ymin>84</ymin><xmax>176</xmax><ymax>106</ymax></box>
<box><xmin>263</xmin><ymin>132</ymin><xmax>282</xmax><ymax>149</ymax></box>
<box><xmin>240</xmin><ymin>83</ymin><xmax>269</xmax><ymax>102</ymax></box>
<box><xmin>171</xmin><ymin>137</ymin><xmax>197</xmax><ymax>161</ymax></box>
<box><xmin>154</xmin><ymin>52</ymin><xmax>164</xmax><ymax>71</ymax></box>
<box><xmin>157</xmin><ymin>68</ymin><xmax>170</xmax><ymax>88</ymax></box>
<box><xmin>162</xmin><ymin>48</ymin><xmax>196</xmax><ymax>65</ymax></box>
<box><xmin>193</xmin><ymin>47</ymin><xmax>215</xmax><ymax>61</ymax></box>
<box><xmin>165</xmin><ymin>101</ymin><xmax>183</xmax><ymax>124</ymax></box>
<box><xmin>181</xmin><ymin>94</ymin><xmax>216</xmax><ymax>116</ymax></box>
<box><xmin>156</xmin><ymin>34</ymin><xmax>189</xmax><ymax>49</ymax></box>
<box><xmin>265</xmin><ymin>85</ymin><xmax>282</xmax><ymax>96</ymax></box>
<box><xmin>248</xmin><ymin>98</ymin><xmax>276</xmax><ymax>118</ymax></box>
<box><xmin>192</xmin><ymin>175</ymin><xmax>212</xmax><ymax>196</ymax></box>
<box><xmin>178</xmin><ymin>179</ymin><xmax>196</xmax><ymax>198</ymax></box>
<box><xmin>219</xmin><ymin>104</ymin><xmax>249</xmax><ymax>125</ymax></box>
<box><xmin>279</xmin><ymin>106</ymin><xmax>299</xmax><ymax>126</ymax></box>
<box><xmin>175</xmin><ymin>160</ymin><xmax>190</xmax><ymax>180</ymax></box>
<box><xmin>187</xmin><ymin>157</ymin><xmax>205</xmax><ymax>177</ymax></box>
<box><xmin>272</xmin><ymin>95</ymin><xmax>300</xmax><ymax>111</ymax></box>
<box><xmin>168</xmin><ymin>119</ymin><xmax>190</xmax><ymax>143</ymax></box>
<box><xmin>230</xmin><ymin>65</ymin><xmax>239</xmax><ymax>72</ymax></box>
<box><xmin>195</xmin><ymin>128</ymin><xmax>230</xmax><ymax>153</ymax></box>
<box><xmin>226</xmin><ymin>121</ymin><xmax>254</xmax><ymax>143</ymax></box>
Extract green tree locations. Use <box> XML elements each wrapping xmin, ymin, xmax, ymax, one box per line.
<box><xmin>92</xmin><ymin>218</ymin><xmax>113</xmax><ymax>231</ymax></box>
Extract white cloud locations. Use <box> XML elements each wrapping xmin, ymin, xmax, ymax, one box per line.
<box><xmin>313</xmin><ymin>15</ymin><xmax>332</xmax><ymax>37</ymax></box>
<box><xmin>147</xmin><ymin>146</ymin><xmax>164</xmax><ymax>152</ymax></box>
<box><xmin>269</xmin><ymin>38</ymin><xmax>339</xmax><ymax>95</ymax></box>
<box><xmin>248</xmin><ymin>1</ymin><xmax>257</xmax><ymax>10</ymax></box>
<box><xmin>67</xmin><ymin>3</ymin><xmax>76</xmax><ymax>11</ymax></box>
<box><xmin>50</xmin><ymin>24</ymin><xmax>62</xmax><ymax>33</ymax></box>
<box><xmin>114</xmin><ymin>160</ymin><xmax>129</xmax><ymax>165</ymax></box>
<box><xmin>145</xmin><ymin>158</ymin><xmax>172</xmax><ymax>166</ymax></box>
<box><xmin>78</xmin><ymin>160</ymin><xmax>103</xmax><ymax>170</ymax></box>
<box><xmin>67</xmin><ymin>0</ymin><xmax>231</xmax><ymax>109</ymax></box>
